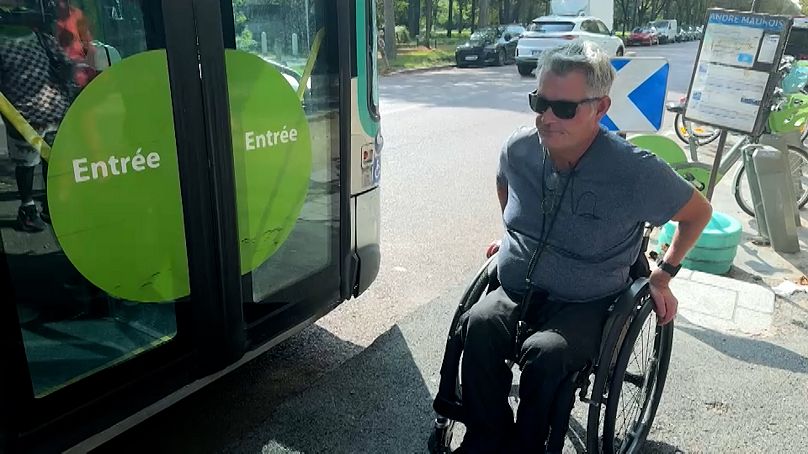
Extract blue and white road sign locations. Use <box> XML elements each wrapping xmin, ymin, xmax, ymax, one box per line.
<box><xmin>601</xmin><ymin>58</ymin><xmax>669</xmax><ymax>133</ymax></box>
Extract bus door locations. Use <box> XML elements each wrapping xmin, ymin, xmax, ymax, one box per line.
<box><xmin>219</xmin><ymin>0</ymin><xmax>350</xmax><ymax>329</ymax></box>
<box><xmin>0</xmin><ymin>0</ymin><xmax>245</xmax><ymax>448</ymax></box>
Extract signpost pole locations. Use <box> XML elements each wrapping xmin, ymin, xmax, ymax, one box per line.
<box><xmin>705</xmin><ymin>130</ymin><xmax>728</xmax><ymax>201</ymax></box>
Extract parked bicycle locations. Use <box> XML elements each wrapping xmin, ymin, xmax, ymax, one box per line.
<box><xmin>662</xmin><ymin>58</ymin><xmax>808</xmax><ymax>217</ymax></box>
<box><xmin>668</xmin><ymin>60</ymin><xmax>808</xmax><ymax>147</ymax></box>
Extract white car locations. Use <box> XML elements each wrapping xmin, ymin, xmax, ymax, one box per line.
<box><xmin>515</xmin><ymin>15</ymin><xmax>625</xmax><ymax>77</ymax></box>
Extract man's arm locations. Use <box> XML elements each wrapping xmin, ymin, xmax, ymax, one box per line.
<box><xmin>649</xmin><ymin>190</ymin><xmax>712</xmax><ymax>325</ymax></box>
<box><xmin>663</xmin><ymin>190</ymin><xmax>713</xmax><ymax>266</ymax></box>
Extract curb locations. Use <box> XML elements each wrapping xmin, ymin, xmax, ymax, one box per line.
<box><xmin>382</xmin><ymin>63</ymin><xmax>456</xmax><ymax>76</ymax></box>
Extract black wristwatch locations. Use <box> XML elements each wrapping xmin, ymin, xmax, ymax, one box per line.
<box><xmin>656</xmin><ymin>257</ymin><xmax>681</xmax><ymax>277</ymax></box>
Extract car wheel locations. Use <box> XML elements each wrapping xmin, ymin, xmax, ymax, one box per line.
<box><xmin>616</xmin><ymin>47</ymin><xmax>624</xmax><ymax>56</ymax></box>
<box><xmin>517</xmin><ymin>64</ymin><xmax>533</xmax><ymax>77</ymax></box>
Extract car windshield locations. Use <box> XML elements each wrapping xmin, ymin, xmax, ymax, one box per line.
<box><xmin>527</xmin><ymin>21</ymin><xmax>575</xmax><ymax>32</ymax></box>
<box><xmin>469</xmin><ymin>28</ymin><xmax>499</xmax><ymax>42</ymax></box>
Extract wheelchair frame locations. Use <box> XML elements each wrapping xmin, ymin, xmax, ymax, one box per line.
<box><xmin>429</xmin><ymin>249</ymin><xmax>674</xmax><ymax>453</ymax></box>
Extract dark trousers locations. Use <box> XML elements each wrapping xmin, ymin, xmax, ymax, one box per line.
<box><xmin>459</xmin><ymin>286</ymin><xmax>614</xmax><ymax>453</ymax></box>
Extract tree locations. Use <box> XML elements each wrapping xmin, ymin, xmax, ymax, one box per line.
<box><xmin>458</xmin><ymin>0</ymin><xmax>468</xmax><ymax>33</ymax></box>
<box><xmin>802</xmin><ymin>0</ymin><xmax>808</xmax><ymax>14</ymax></box>
<box><xmin>233</xmin><ymin>0</ymin><xmax>257</xmax><ymax>52</ymax></box>
<box><xmin>447</xmin><ymin>0</ymin><xmax>455</xmax><ymax>37</ymax></box>
<box><xmin>384</xmin><ymin>0</ymin><xmax>396</xmax><ymax>59</ymax></box>
<box><xmin>408</xmin><ymin>0</ymin><xmax>421</xmax><ymax>39</ymax></box>
<box><xmin>471</xmin><ymin>0</ymin><xmax>477</xmax><ymax>31</ymax></box>
<box><xmin>425</xmin><ymin>0</ymin><xmax>434</xmax><ymax>46</ymax></box>
<box><xmin>478</xmin><ymin>0</ymin><xmax>490</xmax><ymax>27</ymax></box>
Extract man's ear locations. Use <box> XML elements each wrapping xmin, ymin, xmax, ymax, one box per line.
<box><xmin>595</xmin><ymin>96</ymin><xmax>611</xmax><ymax>120</ymax></box>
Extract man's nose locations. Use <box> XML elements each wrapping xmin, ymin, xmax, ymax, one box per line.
<box><xmin>539</xmin><ymin>108</ymin><xmax>559</xmax><ymax>124</ymax></box>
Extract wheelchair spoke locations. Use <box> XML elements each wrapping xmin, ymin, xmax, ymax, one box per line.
<box><xmin>612</xmin><ymin>312</ymin><xmax>660</xmax><ymax>453</ymax></box>
<box><xmin>616</xmin><ymin>380</ymin><xmax>643</xmax><ymax>443</ymax></box>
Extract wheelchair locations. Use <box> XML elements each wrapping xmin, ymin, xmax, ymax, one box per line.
<box><xmin>429</xmin><ymin>227</ymin><xmax>674</xmax><ymax>453</ymax></box>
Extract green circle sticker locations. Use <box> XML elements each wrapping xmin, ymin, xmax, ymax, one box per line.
<box><xmin>49</xmin><ymin>50</ymin><xmax>311</xmax><ymax>302</ymax></box>
<box><xmin>226</xmin><ymin>49</ymin><xmax>312</xmax><ymax>273</ymax></box>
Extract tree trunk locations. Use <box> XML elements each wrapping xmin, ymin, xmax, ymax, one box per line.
<box><xmin>408</xmin><ymin>0</ymin><xmax>421</xmax><ymax>39</ymax></box>
<box><xmin>384</xmin><ymin>0</ymin><xmax>396</xmax><ymax>59</ymax></box>
<box><xmin>471</xmin><ymin>0</ymin><xmax>477</xmax><ymax>32</ymax></box>
<box><xmin>517</xmin><ymin>0</ymin><xmax>528</xmax><ymax>24</ymax></box>
<box><xmin>479</xmin><ymin>0</ymin><xmax>490</xmax><ymax>28</ymax></box>
<box><xmin>458</xmin><ymin>0</ymin><xmax>466</xmax><ymax>33</ymax></box>
<box><xmin>652</xmin><ymin>0</ymin><xmax>670</xmax><ymax>21</ymax></box>
<box><xmin>432</xmin><ymin>0</ymin><xmax>439</xmax><ymax>34</ymax></box>
<box><xmin>425</xmin><ymin>0</ymin><xmax>433</xmax><ymax>47</ymax></box>
<box><xmin>503</xmin><ymin>0</ymin><xmax>511</xmax><ymax>24</ymax></box>
<box><xmin>448</xmin><ymin>0</ymin><xmax>454</xmax><ymax>37</ymax></box>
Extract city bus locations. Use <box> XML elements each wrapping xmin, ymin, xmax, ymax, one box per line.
<box><xmin>0</xmin><ymin>0</ymin><xmax>381</xmax><ymax>451</ymax></box>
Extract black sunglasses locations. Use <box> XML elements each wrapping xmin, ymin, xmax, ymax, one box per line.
<box><xmin>528</xmin><ymin>90</ymin><xmax>601</xmax><ymax>119</ymax></box>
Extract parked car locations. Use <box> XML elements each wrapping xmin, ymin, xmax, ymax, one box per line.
<box><xmin>649</xmin><ymin>19</ymin><xmax>677</xmax><ymax>44</ymax></box>
<box><xmin>514</xmin><ymin>15</ymin><xmax>624</xmax><ymax>76</ymax></box>
<box><xmin>455</xmin><ymin>24</ymin><xmax>525</xmax><ymax>67</ymax></box>
<box><xmin>626</xmin><ymin>27</ymin><xmax>660</xmax><ymax>46</ymax></box>
<box><xmin>675</xmin><ymin>26</ymin><xmax>690</xmax><ymax>42</ymax></box>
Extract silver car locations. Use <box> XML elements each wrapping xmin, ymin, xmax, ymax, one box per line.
<box><xmin>515</xmin><ymin>15</ymin><xmax>625</xmax><ymax>76</ymax></box>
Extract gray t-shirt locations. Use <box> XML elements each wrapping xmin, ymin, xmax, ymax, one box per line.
<box><xmin>496</xmin><ymin>126</ymin><xmax>694</xmax><ymax>302</ymax></box>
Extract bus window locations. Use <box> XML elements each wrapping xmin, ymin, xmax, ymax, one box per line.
<box><xmin>227</xmin><ymin>0</ymin><xmax>342</xmax><ymax>304</ymax></box>
<box><xmin>368</xmin><ymin>0</ymin><xmax>379</xmax><ymax>119</ymax></box>
<box><xmin>0</xmin><ymin>0</ymin><xmax>179</xmax><ymax>397</ymax></box>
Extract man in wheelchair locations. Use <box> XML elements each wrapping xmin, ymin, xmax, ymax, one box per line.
<box><xmin>445</xmin><ymin>42</ymin><xmax>713</xmax><ymax>453</ymax></box>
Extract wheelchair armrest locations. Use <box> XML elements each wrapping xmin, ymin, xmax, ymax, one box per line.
<box><xmin>613</xmin><ymin>277</ymin><xmax>651</xmax><ymax>318</ymax></box>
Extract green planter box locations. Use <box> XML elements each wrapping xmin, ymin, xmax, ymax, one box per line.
<box><xmin>657</xmin><ymin>211</ymin><xmax>742</xmax><ymax>275</ymax></box>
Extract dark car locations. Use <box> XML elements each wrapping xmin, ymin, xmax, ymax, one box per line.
<box><xmin>455</xmin><ymin>24</ymin><xmax>525</xmax><ymax>67</ymax></box>
<box><xmin>626</xmin><ymin>27</ymin><xmax>659</xmax><ymax>46</ymax></box>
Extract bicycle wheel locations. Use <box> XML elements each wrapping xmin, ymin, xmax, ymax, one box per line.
<box><xmin>674</xmin><ymin>113</ymin><xmax>721</xmax><ymax>146</ymax></box>
<box><xmin>733</xmin><ymin>145</ymin><xmax>808</xmax><ymax>217</ymax></box>
<box><xmin>600</xmin><ymin>297</ymin><xmax>674</xmax><ymax>454</ymax></box>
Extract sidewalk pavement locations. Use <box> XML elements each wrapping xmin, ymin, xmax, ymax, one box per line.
<box><xmin>670</xmin><ymin>268</ymin><xmax>775</xmax><ymax>336</ymax></box>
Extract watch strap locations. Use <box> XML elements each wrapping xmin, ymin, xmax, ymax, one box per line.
<box><xmin>656</xmin><ymin>257</ymin><xmax>681</xmax><ymax>277</ymax></box>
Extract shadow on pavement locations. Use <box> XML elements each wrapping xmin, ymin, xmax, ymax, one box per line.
<box><xmin>234</xmin><ymin>324</ymin><xmax>435</xmax><ymax>453</ymax></box>
<box><xmin>565</xmin><ymin>401</ymin><xmax>684</xmax><ymax>453</ymax></box>
<box><xmin>95</xmin><ymin>324</ymin><xmax>365</xmax><ymax>454</ymax></box>
<box><xmin>643</xmin><ymin>439</ymin><xmax>688</xmax><ymax>453</ymax></box>
<box><xmin>676</xmin><ymin>316</ymin><xmax>808</xmax><ymax>374</ymax></box>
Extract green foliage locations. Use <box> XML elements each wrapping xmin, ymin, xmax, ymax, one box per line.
<box><xmin>233</xmin><ymin>0</ymin><xmax>258</xmax><ymax>52</ymax></box>
<box><xmin>395</xmin><ymin>25</ymin><xmax>410</xmax><ymax>43</ymax></box>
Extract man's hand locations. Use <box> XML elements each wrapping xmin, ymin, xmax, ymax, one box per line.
<box><xmin>649</xmin><ymin>267</ymin><xmax>678</xmax><ymax>325</ymax></box>
<box><xmin>486</xmin><ymin>240</ymin><xmax>501</xmax><ymax>258</ymax></box>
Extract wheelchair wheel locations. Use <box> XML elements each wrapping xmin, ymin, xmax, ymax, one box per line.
<box><xmin>430</xmin><ymin>256</ymin><xmax>498</xmax><ymax>453</ymax></box>
<box><xmin>586</xmin><ymin>294</ymin><xmax>674</xmax><ymax>454</ymax></box>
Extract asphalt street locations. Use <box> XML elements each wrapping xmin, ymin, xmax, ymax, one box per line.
<box><xmin>97</xmin><ymin>40</ymin><xmax>808</xmax><ymax>454</ymax></box>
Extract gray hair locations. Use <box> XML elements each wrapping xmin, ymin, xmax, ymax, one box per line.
<box><xmin>536</xmin><ymin>41</ymin><xmax>615</xmax><ymax>98</ymax></box>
